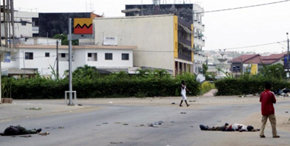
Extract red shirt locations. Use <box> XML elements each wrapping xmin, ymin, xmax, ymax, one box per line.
<box><xmin>260</xmin><ymin>89</ymin><xmax>276</xmax><ymax>116</ymax></box>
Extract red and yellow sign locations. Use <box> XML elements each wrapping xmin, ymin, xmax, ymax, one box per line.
<box><xmin>74</xmin><ymin>18</ymin><xmax>93</xmax><ymax>34</ymax></box>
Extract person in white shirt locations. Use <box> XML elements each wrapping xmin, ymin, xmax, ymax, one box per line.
<box><xmin>179</xmin><ymin>80</ymin><xmax>190</xmax><ymax>107</ymax></box>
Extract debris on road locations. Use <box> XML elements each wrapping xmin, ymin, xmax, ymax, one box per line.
<box><xmin>148</xmin><ymin>121</ymin><xmax>164</xmax><ymax>127</ymax></box>
<box><xmin>25</xmin><ymin>107</ymin><xmax>42</xmax><ymax>110</ymax></box>
<box><xmin>39</xmin><ymin>132</ymin><xmax>50</xmax><ymax>136</ymax></box>
<box><xmin>180</xmin><ymin>112</ymin><xmax>186</xmax><ymax>114</ymax></box>
<box><xmin>110</xmin><ymin>141</ymin><xmax>123</xmax><ymax>144</ymax></box>
<box><xmin>171</xmin><ymin>102</ymin><xmax>175</xmax><ymax>105</ymax></box>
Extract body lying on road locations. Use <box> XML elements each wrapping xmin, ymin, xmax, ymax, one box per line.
<box><xmin>200</xmin><ymin>123</ymin><xmax>259</xmax><ymax>132</ymax></box>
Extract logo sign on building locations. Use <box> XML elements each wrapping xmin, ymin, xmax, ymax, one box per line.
<box><xmin>73</xmin><ymin>18</ymin><xmax>93</xmax><ymax>34</ymax></box>
<box><xmin>103</xmin><ymin>36</ymin><xmax>118</xmax><ymax>46</ymax></box>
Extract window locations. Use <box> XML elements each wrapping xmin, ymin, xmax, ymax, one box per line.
<box><xmin>59</xmin><ymin>53</ymin><xmax>68</xmax><ymax>61</ymax></box>
<box><xmin>105</xmin><ymin>53</ymin><xmax>113</xmax><ymax>60</ymax></box>
<box><xmin>88</xmin><ymin>53</ymin><xmax>97</xmax><ymax>61</ymax></box>
<box><xmin>61</xmin><ymin>53</ymin><xmax>66</xmax><ymax>58</ymax></box>
<box><xmin>21</xmin><ymin>21</ymin><xmax>26</xmax><ymax>26</ymax></box>
<box><xmin>88</xmin><ymin>53</ymin><xmax>92</xmax><ymax>57</ymax></box>
<box><xmin>25</xmin><ymin>52</ymin><xmax>33</xmax><ymax>60</ymax></box>
<box><xmin>45</xmin><ymin>52</ymin><xmax>50</xmax><ymax>57</ymax></box>
<box><xmin>122</xmin><ymin>53</ymin><xmax>129</xmax><ymax>60</ymax></box>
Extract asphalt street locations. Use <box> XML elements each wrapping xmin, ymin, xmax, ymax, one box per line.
<box><xmin>0</xmin><ymin>100</ymin><xmax>290</xmax><ymax>146</ymax></box>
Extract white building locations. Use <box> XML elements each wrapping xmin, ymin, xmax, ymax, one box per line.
<box><xmin>193</xmin><ymin>4</ymin><xmax>206</xmax><ymax>74</ymax></box>
<box><xmin>94</xmin><ymin>15</ymin><xmax>194</xmax><ymax>75</ymax></box>
<box><xmin>1</xmin><ymin>45</ymin><xmax>135</xmax><ymax>78</ymax></box>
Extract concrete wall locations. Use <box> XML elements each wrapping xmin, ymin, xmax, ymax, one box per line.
<box><xmin>94</xmin><ymin>15</ymin><xmax>175</xmax><ymax>72</ymax></box>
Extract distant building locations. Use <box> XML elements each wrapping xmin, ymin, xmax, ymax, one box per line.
<box><xmin>122</xmin><ymin>3</ymin><xmax>205</xmax><ymax>74</ymax></box>
<box><xmin>230</xmin><ymin>53</ymin><xmax>285</xmax><ymax>75</ymax></box>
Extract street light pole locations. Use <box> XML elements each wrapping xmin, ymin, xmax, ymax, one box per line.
<box><xmin>286</xmin><ymin>32</ymin><xmax>290</xmax><ymax>78</ymax></box>
<box><xmin>287</xmin><ymin>32</ymin><xmax>289</xmax><ymax>61</ymax></box>
<box><xmin>68</xmin><ymin>18</ymin><xmax>73</xmax><ymax>105</ymax></box>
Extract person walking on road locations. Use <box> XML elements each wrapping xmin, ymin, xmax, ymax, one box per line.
<box><xmin>179</xmin><ymin>80</ymin><xmax>190</xmax><ymax>107</ymax></box>
<box><xmin>259</xmin><ymin>82</ymin><xmax>280</xmax><ymax>138</ymax></box>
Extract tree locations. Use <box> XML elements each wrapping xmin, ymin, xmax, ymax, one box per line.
<box><xmin>259</xmin><ymin>64</ymin><xmax>285</xmax><ymax>80</ymax></box>
<box><xmin>202</xmin><ymin>64</ymin><xmax>208</xmax><ymax>75</ymax></box>
<box><xmin>71</xmin><ymin>65</ymin><xmax>100</xmax><ymax>79</ymax></box>
<box><xmin>53</xmin><ymin>34</ymin><xmax>79</xmax><ymax>45</ymax></box>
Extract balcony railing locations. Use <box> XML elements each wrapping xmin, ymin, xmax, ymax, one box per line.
<box><xmin>178</xmin><ymin>18</ymin><xmax>191</xmax><ymax>29</ymax></box>
<box><xmin>178</xmin><ymin>36</ymin><xmax>192</xmax><ymax>49</ymax></box>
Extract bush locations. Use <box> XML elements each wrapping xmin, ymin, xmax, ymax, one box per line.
<box><xmin>2</xmin><ymin>70</ymin><xmax>200</xmax><ymax>99</ymax></box>
<box><xmin>215</xmin><ymin>76</ymin><xmax>289</xmax><ymax>95</ymax></box>
<box><xmin>200</xmin><ymin>81</ymin><xmax>215</xmax><ymax>95</ymax></box>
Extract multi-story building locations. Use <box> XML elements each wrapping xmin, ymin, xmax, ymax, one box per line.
<box><xmin>2</xmin><ymin>45</ymin><xmax>135</xmax><ymax>78</ymax></box>
<box><xmin>94</xmin><ymin>15</ymin><xmax>193</xmax><ymax>75</ymax></box>
<box><xmin>122</xmin><ymin>3</ymin><xmax>205</xmax><ymax>74</ymax></box>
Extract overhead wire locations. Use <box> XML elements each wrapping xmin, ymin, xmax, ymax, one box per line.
<box><xmin>196</xmin><ymin>0</ymin><xmax>290</xmax><ymax>14</ymax></box>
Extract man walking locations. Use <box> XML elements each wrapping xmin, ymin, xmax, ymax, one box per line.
<box><xmin>259</xmin><ymin>82</ymin><xmax>280</xmax><ymax>138</ymax></box>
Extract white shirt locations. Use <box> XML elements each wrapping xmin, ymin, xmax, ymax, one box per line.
<box><xmin>231</xmin><ymin>123</ymin><xmax>247</xmax><ymax>131</ymax></box>
<box><xmin>181</xmin><ymin>85</ymin><xmax>186</xmax><ymax>95</ymax></box>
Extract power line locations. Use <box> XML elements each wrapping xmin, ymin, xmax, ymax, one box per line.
<box><xmin>208</xmin><ymin>40</ymin><xmax>287</xmax><ymax>51</ymax></box>
<box><xmin>196</xmin><ymin>0</ymin><xmax>290</xmax><ymax>14</ymax></box>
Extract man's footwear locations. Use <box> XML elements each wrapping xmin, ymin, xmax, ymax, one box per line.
<box><xmin>260</xmin><ymin>135</ymin><xmax>266</xmax><ymax>138</ymax></box>
<box><xmin>273</xmin><ymin>135</ymin><xmax>280</xmax><ymax>138</ymax></box>
<box><xmin>187</xmin><ymin>104</ymin><xmax>190</xmax><ymax>107</ymax></box>
<box><xmin>179</xmin><ymin>105</ymin><xmax>182</xmax><ymax>107</ymax></box>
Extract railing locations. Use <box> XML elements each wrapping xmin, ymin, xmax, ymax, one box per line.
<box><xmin>178</xmin><ymin>36</ymin><xmax>192</xmax><ymax>48</ymax></box>
<box><xmin>178</xmin><ymin>47</ymin><xmax>192</xmax><ymax>61</ymax></box>
<box><xmin>178</xmin><ymin>18</ymin><xmax>191</xmax><ymax>30</ymax></box>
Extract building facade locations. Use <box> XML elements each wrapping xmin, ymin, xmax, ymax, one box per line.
<box><xmin>94</xmin><ymin>15</ymin><xmax>193</xmax><ymax>75</ymax></box>
<box><xmin>123</xmin><ymin>3</ymin><xmax>205</xmax><ymax>74</ymax></box>
<box><xmin>1</xmin><ymin>45</ymin><xmax>135</xmax><ymax>78</ymax></box>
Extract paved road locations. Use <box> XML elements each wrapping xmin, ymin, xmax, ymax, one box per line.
<box><xmin>0</xmin><ymin>100</ymin><xmax>290</xmax><ymax>146</ymax></box>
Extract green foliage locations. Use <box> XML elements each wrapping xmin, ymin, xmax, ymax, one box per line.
<box><xmin>53</xmin><ymin>34</ymin><xmax>79</xmax><ymax>45</ymax></box>
<box><xmin>200</xmin><ymin>81</ymin><xmax>215</xmax><ymax>95</ymax></box>
<box><xmin>259</xmin><ymin>64</ymin><xmax>285</xmax><ymax>80</ymax></box>
<box><xmin>215</xmin><ymin>75</ymin><xmax>288</xmax><ymax>95</ymax></box>
<box><xmin>71</xmin><ymin>65</ymin><xmax>100</xmax><ymax>80</ymax></box>
<box><xmin>2</xmin><ymin>68</ymin><xmax>200</xmax><ymax>99</ymax></box>
<box><xmin>202</xmin><ymin>64</ymin><xmax>208</xmax><ymax>75</ymax></box>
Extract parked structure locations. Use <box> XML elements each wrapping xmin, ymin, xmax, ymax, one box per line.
<box><xmin>122</xmin><ymin>2</ymin><xmax>205</xmax><ymax>74</ymax></box>
<box><xmin>1</xmin><ymin>45</ymin><xmax>135</xmax><ymax>78</ymax></box>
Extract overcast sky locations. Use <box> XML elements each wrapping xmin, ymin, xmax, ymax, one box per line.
<box><xmin>14</xmin><ymin>0</ymin><xmax>290</xmax><ymax>53</ymax></box>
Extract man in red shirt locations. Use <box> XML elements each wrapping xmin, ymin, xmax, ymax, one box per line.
<box><xmin>260</xmin><ymin>82</ymin><xmax>280</xmax><ymax>138</ymax></box>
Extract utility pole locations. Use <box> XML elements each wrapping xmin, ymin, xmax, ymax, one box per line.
<box><xmin>56</xmin><ymin>40</ymin><xmax>59</xmax><ymax>80</ymax></box>
<box><xmin>68</xmin><ymin>18</ymin><xmax>73</xmax><ymax>105</ymax></box>
<box><xmin>287</xmin><ymin>32</ymin><xmax>289</xmax><ymax>62</ymax></box>
<box><xmin>286</xmin><ymin>32</ymin><xmax>290</xmax><ymax>78</ymax></box>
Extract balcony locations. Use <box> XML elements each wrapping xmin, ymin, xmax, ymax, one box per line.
<box><xmin>193</xmin><ymin>35</ymin><xmax>205</xmax><ymax>47</ymax></box>
<box><xmin>178</xmin><ymin>36</ymin><xmax>192</xmax><ymax>50</ymax></box>
<box><xmin>193</xmin><ymin>21</ymin><xmax>204</xmax><ymax>31</ymax></box>
<box><xmin>178</xmin><ymin>19</ymin><xmax>192</xmax><ymax>34</ymax></box>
